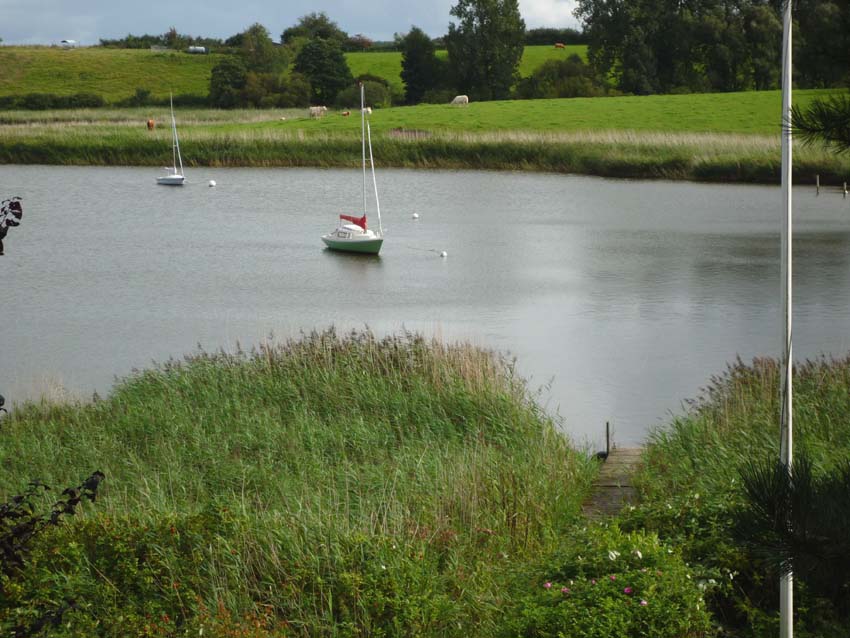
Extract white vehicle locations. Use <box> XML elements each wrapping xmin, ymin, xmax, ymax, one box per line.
<box><xmin>60</xmin><ymin>39</ymin><xmax>77</xmax><ymax>48</ymax></box>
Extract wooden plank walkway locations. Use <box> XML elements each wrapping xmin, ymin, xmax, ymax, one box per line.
<box><xmin>582</xmin><ymin>447</ymin><xmax>644</xmax><ymax>519</ymax></box>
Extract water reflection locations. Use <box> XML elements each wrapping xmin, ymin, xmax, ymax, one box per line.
<box><xmin>2</xmin><ymin>166</ymin><xmax>849</xmax><ymax>447</ymax></box>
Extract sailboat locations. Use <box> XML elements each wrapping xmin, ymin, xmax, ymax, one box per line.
<box><xmin>156</xmin><ymin>93</ymin><xmax>185</xmax><ymax>186</ymax></box>
<box><xmin>321</xmin><ymin>84</ymin><xmax>383</xmax><ymax>255</ymax></box>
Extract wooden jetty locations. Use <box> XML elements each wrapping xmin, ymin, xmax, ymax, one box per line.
<box><xmin>582</xmin><ymin>447</ymin><xmax>644</xmax><ymax>519</ymax></box>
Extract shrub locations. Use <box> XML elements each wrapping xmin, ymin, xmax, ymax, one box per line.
<box><xmin>335</xmin><ymin>80</ymin><xmax>391</xmax><ymax>109</ymax></box>
<box><xmin>502</xmin><ymin>525</ymin><xmax>714</xmax><ymax>637</ymax></box>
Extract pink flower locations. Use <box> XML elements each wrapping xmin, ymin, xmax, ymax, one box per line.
<box><xmin>609</xmin><ymin>575</ymin><xmax>617</xmax><ymax>581</ymax></box>
<box><xmin>561</xmin><ymin>587</ymin><xmax>571</xmax><ymax>595</ymax></box>
<box><xmin>543</xmin><ymin>582</ymin><xmax>552</xmax><ymax>590</ymax></box>
<box><xmin>640</xmin><ymin>600</ymin><xmax>648</xmax><ymax>606</ymax></box>
<box><xmin>623</xmin><ymin>587</ymin><xmax>633</xmax><ymax>595</ymax></box>
<box><xmin>591</xmin><ymin>579</ymin><xmax>597</xmax><ymax>585</ymax></box>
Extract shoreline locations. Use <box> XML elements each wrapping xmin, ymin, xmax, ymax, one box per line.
<box><xmin>1</xmin><ymin>132</ymin><xmax>847</xmax><ymax>184</ymax></box>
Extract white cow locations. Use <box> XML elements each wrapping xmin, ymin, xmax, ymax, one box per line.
<box><xmin>450</xmin><ymin>95</ymin><xmax>469</xmax><ymax>106</ymax></box>
<box><xmin>309</xmin><ymin>105</ymin><xmax>328</xmax><ymax>118</ymax></box>
<box><xmin>361</xmin><ymin>106</ymin><xmax>372</xmax><ymax>115</ymax></box>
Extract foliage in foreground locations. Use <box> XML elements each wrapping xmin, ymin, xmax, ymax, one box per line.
<box><xmin>0</xmin><ymin>330</ymin><xmax>598</xmax><ymax>636</ymax></box>
<box><xmin>501</xmin><ymin>524</ymin><xmax>714</xmax><ymax>637</ymax></box>
<box><xmin>625</xmin><ymin>356</ymin><xmax>850</xmax><ymax>637</ymax></box>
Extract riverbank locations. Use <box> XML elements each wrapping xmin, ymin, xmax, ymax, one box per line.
<box><xmin>1</xmin><ymin>90</ymin><xmax>848</xmax><ymax>183</ymax></box>
<box><xmin>0</xmin><ymin>331</ymin><xmax>717</xmax><ymax>637</ymax></box>
<box><xmin>0</xmin><ymin>331</ymin><xmax>589</xmax><ymax>636</ymax></box>
<box><xmin>623</xmin><ymin>356</ymin><xmax>850</xmax><ymax>637</ymax></box>
<box><xmin>3</xmin><ymin>126</ymin><xmax>848</xmax><ymax>183</ymax></box>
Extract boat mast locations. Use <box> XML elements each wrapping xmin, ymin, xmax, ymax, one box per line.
<box><xmin>366</xmin><ymin>119</ymin><xmax>382</xmax><ymax>235</ymax></box>
<box><xmin>361</xmin><ymin>83</ymin><xmax>367</xmax><ymax>217</ymax></box>
<box><xmin>171</xmin><ymin>93</ymin><xmax>184</xmax><ymax>176</ymax></box>
<box><xmin>779</xmin><ymin>0</ymin><xmax>793</xmax><ymax>636</ymax></box>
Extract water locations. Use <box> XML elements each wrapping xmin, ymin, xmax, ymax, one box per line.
<box><xmin>2</xmin><ymin>165</ymin><xmax>849</xmax><ymax>447</ymax></box>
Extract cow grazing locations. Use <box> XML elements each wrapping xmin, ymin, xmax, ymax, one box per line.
<box><xmin>362</xmin><ymin>106</ymin><xmax>372</xmax><ymax>115</ymax></box>
<box><xmin>450</xmin><ymin>95</ymin><xmax>469</xmax><ymax>106</ymax></box>
<box><xmin>554</xmin><ymin>42</ymin><xmax>566</xmax><ymax>49</ymax></box>
<box><xmin>146</xmin><ymin>119</ymin><xmax>155</xmax><ymax>130</ymax></box>
<box><xmin>342</xmin><ymin>111</ymin><xmax>351</xmax><ymax>117</ymax></box>
<box><xmin>309</xmin><ymin>106</ymin><xmax>328</xmax><ymax>118</ymax></box>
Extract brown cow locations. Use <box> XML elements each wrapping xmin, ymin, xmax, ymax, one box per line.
<box><xmin>146</xmin><ymin>119</ymin><xmax>155</xmax><ymax>130</ymax></box>
<box><xmin>554</xmin><ymin>42</ymin><xmax>565</xmax><ymax>49</ymax></box>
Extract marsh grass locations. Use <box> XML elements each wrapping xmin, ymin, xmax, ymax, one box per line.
<box><xmin>0</xmin><ymin>330</ymin><xmax>594</xmax><ymax>635</ymax></box>
<box><xmin>627</xmin><ymin>356</ymin><xmax>850</xmax><ymax>636</ymax></box>
<box><xmin>638</xmin><ymin>355</ymin><xmax>850</xmax><ymax>499</ymax></box>
<box><xmin>2</xmin><ymin>90</ymin><xmax>848</xmax><ymax>181</ymax></box>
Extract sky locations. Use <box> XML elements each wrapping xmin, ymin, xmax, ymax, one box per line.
<box><xmin>0</xmin><ymin>0</ymin><xmax>580</xmax><ymax>46</ymax></box>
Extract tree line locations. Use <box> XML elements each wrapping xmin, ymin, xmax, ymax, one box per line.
<box><xmin>575</xmin><ymin>0</ymin><xmax>849</xmax><ymax>94</ymax></box>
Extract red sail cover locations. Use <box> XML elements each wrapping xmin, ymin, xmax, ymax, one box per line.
<box><xmin>339</xmin><ymin>214</ymin><xmax>367</xmax><ymax>230</ymax></box>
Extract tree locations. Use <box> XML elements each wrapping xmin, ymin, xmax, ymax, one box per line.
<box><xmin>282</xmin><ymin>12</ymin><xmax>348</xmax><ymax>46</ymax></box>
<box><xmin>209</xmin><ymin>57</ymin><xmax>248</xmax><ymax>108</ymax></box>
<box><xmin>792</xmin><ymin>94</ymin><xmax>850</xmax><ymax>153</ymax></box>
<box><xmin>445</xmin><ymin>0</ymin><xmax>526</xmax><ymax>100</ymax></box>
<box><xmin>293</xmin><ymin>38</ymin><xmax>354</xmax><ymax>103</ymax></box>
<box><xmin>400</xmin><ymin>27</ymin><xmax>442</xmax><ymax>104</ymax></box>
<box><xmin>346</xmin><ymin>34</ymin><xmax>373</xmax><ymax>51</ymax></box>
<box><xmin>515</xmin><ymin>54</ymin><xmax>605</xmax><ymax>99</ymax></box>
<box><xmin>238</xmin><ymin>23</ymin><xmax>287</xmax><ymax>73</ymax></box>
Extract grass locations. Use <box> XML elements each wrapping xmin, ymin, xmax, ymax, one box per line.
<box><xmin>0</xmin><ymin>46</ymin><xmax>224</xmax><ymax>100</ymax></box>
<box><xmin>621</xmin><ymin>356</ymin><xmax>850</xmax><ymax>637</ymax></box>
<box><xmin>0</xmin><ymin>45</ymin><xmax>588</xmax><ymax>101</ymax></box>
<box><xmin>0</xmin><ymin>330</ymin><xmax>595</xmax><ymax>636</ymax></box>
<box><xmin>1</xmin><ymin>89</ymin><xmax>848</xmax><ymax>182</ymax></box>
<box><xmin>346</xmin><ymin>45</ymin><xmax>588</xmax><ymax>93</ymax></box>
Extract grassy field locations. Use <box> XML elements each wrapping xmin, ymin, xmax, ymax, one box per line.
<box><xmin>1</xmin><ymin>89</ymin><xmax>848</xmax><ymax>183</ymax></box>
<box><xmin>346</xmin><ymin>45</ymin><xmax>588</xmax><ymax>93</ymax></box>
<box><xmin>0</xmin><ymin>45</ymin><xmax>589</xmax><ymax>101</ymax></box>
<box><xmin>0</xmin><ymin>331</ymin><xmax>597</xmax><ymax>636</ymax></box>
<box><xmin>0</xmin><ymin>46</ymin><xmax>224</xmax><ymax>100</ymax></box>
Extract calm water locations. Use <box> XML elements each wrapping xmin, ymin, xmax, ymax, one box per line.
<box><xmin>2</xmin><ymin>165</ymin><xmax>849</xmax><ymax>447</ymax></box>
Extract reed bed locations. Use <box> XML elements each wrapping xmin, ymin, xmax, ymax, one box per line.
<box><xmin>639</xmin><ymin>355</ymin><xmax>850</xmax><ymax>497</ymax></box>
<box><xmin>4</xmin><ymin>120</ymin><xmax>846</xmax><ymax>182</ymax></box>
<box><xmin>0</xmin><ymin>330</ymin><xmax>594</xmax><ymax>636</ymax></box>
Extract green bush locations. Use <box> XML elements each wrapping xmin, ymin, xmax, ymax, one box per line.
<box><xmin>335</xmin><ymin>80</ymin><xmax>391</xmax><ymax>109</ymax></box>
<box><xmin>502</xmin><ymin>525</ymin><xmax>714</xmax><ymax>637</ymax></box>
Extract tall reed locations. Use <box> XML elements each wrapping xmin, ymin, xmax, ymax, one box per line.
<box><xmin>0</xmin><ymin>330</ymin><xmax>594</xmax><ymax>636</ymax></box>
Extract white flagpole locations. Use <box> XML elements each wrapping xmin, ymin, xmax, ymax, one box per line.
<box><xmin>779</xmin><ymin>1</ymin><xmax>793</xmax><ymax>637</ymax></box>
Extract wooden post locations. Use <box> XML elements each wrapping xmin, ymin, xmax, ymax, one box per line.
<box><xmin>816</xmin><ymin>174</ymin><xmax>819</xmax><ymax>195</ymax></box>
<box><xmin>844</xmin><ymin>182</ymin><xmax>847</xmax><ymax>198</ymax></box>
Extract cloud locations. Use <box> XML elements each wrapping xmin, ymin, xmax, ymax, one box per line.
<box><xmin>0</xmin><ymin>0</ymin><xmax>581</xmax><ymax>45</ymax></box>
<box><xmin>519</xmin><ymin>0</ymin><xmax>580</xmax><ymax>29</ymax></box>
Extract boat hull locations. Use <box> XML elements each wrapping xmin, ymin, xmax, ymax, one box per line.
<box><xmin>322</xmin><ymin>235</ymin><xmax>383</xmax><ymax>255</ymax></box>
<box><xmin>157</xmin><ymin>175</ymin><xmax>185</xmax><ymax>186</ymax></box>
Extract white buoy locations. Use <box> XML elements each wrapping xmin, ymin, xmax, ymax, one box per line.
<box><xmin>412</xmin><ymin>213</ymin><xmax>419</xmax><ymax>219</ymax></box>
<box><xmin>440</xmin><ymin>251</ymin><xmax>448</xmax><ymax>258</ymax></box>
<box><xmin>208</xmin><ymin>180</ymin><xmax>217</xmax><ymax>187</ymax></box>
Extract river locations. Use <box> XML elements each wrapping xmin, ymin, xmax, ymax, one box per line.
<box><xmin>2</xmin><ymin>165</ymin><xmax>849</xmax><ymax>447</ymax></box>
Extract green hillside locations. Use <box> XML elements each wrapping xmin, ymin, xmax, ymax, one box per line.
<box><xmin>346</xmin><ymin>45</ymin><xmax>588</xmax><ymax>93</ymax></box>
<box><xmin>0</xmin><ymin>46</ymin><xmax>225</xmax><ymax>100</ymax></box>
<box><xmin>0</xmin><ymin>44</ymin><xmax>589</xmax><ymax>101</ymax></box>
<box><xmin>269</xmin><ymin>89</ymin><xmax>833</xmax><ymax>136</ymax></box>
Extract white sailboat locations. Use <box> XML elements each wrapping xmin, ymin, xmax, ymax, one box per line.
<box><xmin>157</xmin><ymin>94</ymin><xmax>185</xmax><ymax>186</ymax></box>
<box><xmin>321</xmin><ymin>84</ymin><xmax>383</xmax><ymax>255</ymax></box>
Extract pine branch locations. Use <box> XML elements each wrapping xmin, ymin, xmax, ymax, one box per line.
<box><xmin>791</xmin><ymin>94</ymin><xmax>850</xmax><ymax>154</ymax></box>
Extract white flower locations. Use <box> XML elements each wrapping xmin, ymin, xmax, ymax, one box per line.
<box><xmin>634</xmin><ymin>550</ymin><xmax>643</xmax><ymax>560</ymax></box>
<box><xmin>381</xmin><ymin>564</ymin><xmax>386</xmax><ymax>570</ymax></box>
<box><xmin>608</xmin><ymin>550</ymin><xmax>621</xmax><ymax>561</ymax></box>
